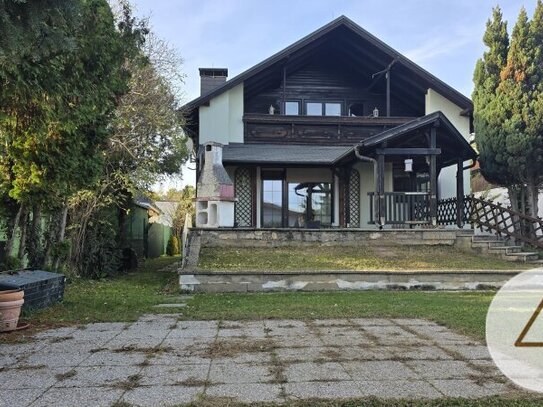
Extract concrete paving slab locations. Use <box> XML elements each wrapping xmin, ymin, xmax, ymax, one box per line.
<box><xmin>22</xmin><ymin>351</ymin><xmax>88</xmax><ymax>367</ymax></box>
<box><xmin>33</xmin><ymin>327</ymin><xmax>78</xmax><ymax>340</ymax></box>
<box><xmin>80</xmin><ymin>322</ymin><xmax>127</xmax><ymax>332</ymax></box>
<box><xmin>430</xmin><ymin>379</ymin><xmax>511</xmax><ymax>397</ymax></box>
<box><xmin>392</xmin><ymin>345</ymin><xmax>453</xmax><ymax>361</ymax></box>
<box><xmin>0</xmin><ymin>366</ymin><xmax>63</xmax><ymax>389</ymax></box>
<box><xmin>208</xmin><ymin>362</ymin><xmax>273</xmax><ymax>384</ymax></box>
<box><xmin>152</xmin><ymin>303</ymin><xmax>187</xmax><ymax>308</ymax></box>
<box><xmin>139</xmin><ymin>364</ymin><xmax>209</xmax><ymax>386</ymax></box>
<box><xmin>284</xmin><ymin>380</ymin><xmax>365</xmax><ymax>399</ymax></box>
<box><xmin>284</xmin><ymin>361</ymin><xmax>351</xmax><ymax>382</ymax></box>
<box><xmin>443</xmin><ymin>344</ymin><xmax>492</xmax><ymax>360</ymax></box>
<box><xmin>407</xmin><ymin>360</ymin><xmax>480</xmax><ymax>380</ymax></box>
<box><xmin>2</xmin><ymin>315</ymin><xmax>517</xmax><ymax>405</ymax></box>
<box><xmin>357</xmin><ymin>380</ymin><xmax>443</xmax><ymax>399</ymax></box>
<box><xmin>0</xmin><ymin>342</ymin><xmax>47</xmax><ymax>356</ymax></box>
<box><xmin>52</xmin><ymin>365</ymin><xmax>141</xmax><ymax>388</ymax></box>
<box><xmin>149</xmin><ymin>353</ymin><xmax>212</xmax><ymax>366</ymax></box>
<box><xmin>349</xmin><ymin>318</ymin><xmax>394</xmax><ymax>326</ymax></box>
<box><xmin>338</xmin><ymin>346</ymin><xmax>396</xmax><ymax>361</ymax></box>
<box><xmin>206</xmin><ymin>383</ymin><xmax>284</xmax><ymax>403</ymax></box>
<box><xmin>342</xmin><ymin>360</ymin><xmax>418</xmax><ymax>381</ymax></box>
<box><xmin>30</xmin><ymin>386</ymin><xmax>124</xmax><ymax>407</ymax></box>
<box><xmin>79</xmin><ymin>350</ymin><xmax>147</xmax><ymax>367</ymax></box>
<box><xmin>0</xmin><ymin>388</ymin><xmax>44</xmax><ymax>407</ymax></box>
<box><xmin>121</xmin><ymin>385</ymin><xmax>203</xmax><ymax>407</ymax></box>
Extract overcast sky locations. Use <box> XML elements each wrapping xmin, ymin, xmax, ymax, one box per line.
<box><xmin>135</xmin><ymin>0</ymin><xmax>535</xmax><ymax>191</ymax></box>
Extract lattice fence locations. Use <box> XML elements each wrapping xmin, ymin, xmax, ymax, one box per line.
<box><xmin>347</xmin><ymin>169</ymin><xmax>360</xmax><ymax>227</ymax></box>
<box><xmin>234</xmin><ymin>168</ymin><xmax>254</xmax><ymax>227</ymax></box>
<box><xmin>437</xmin><ymin>196</ymin><xmax>472</xmax><ymax>226</ymax></box>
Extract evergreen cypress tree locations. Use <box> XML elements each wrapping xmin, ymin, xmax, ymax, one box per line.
<box><xmin>472</xmin><ymin>7</ymin><xmax>511</xmax><ymax>188</ymax></box>
<box><xmin>500</xmin><ymin>6</ymin><xmax>543</xmax><ymax>217</ymax></box>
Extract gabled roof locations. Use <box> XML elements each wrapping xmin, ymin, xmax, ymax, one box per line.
<box><xmin>183</xmin><ymin>15</ymin><xmax>472</xmax><ymax>112</ymax></box>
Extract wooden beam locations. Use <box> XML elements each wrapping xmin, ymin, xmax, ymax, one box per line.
<box><xmin>456</xmin><ymin>157</ymin><xmax>464</xmax><ymax>228</ymax></box>
<box><xmin>429</xmin><ymin>127</ymin><xmax>438</xmax><ymax>226</ymax></box>
<box><xmin>376</xmin><ymin>148</ymin><xmax>441</xmax><ymax>155</ymax></box>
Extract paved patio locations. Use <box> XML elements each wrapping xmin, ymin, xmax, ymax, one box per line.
<box><xmin>0</xmin><ymin>316</ymin><xmax>519</xmax><ymax>406</ymax></box>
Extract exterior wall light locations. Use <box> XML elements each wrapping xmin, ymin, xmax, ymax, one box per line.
<box><xmin>404</xmin><ymin>158</ymin><xmax>413</xmax><ymax>172</ymax></box>
<box><xmin>373</xmin><ymin>107</ymin><xmax>379</xmax><ymax>118</ymax></box>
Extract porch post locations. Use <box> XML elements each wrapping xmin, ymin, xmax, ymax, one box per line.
<box><xmin>456</xmin><ymin>157</ymin><xmax>464</xmax><ymax>228</ymax></box>
<box><xmin>429</xmin><ymin>127</ymin><xmax>438</xmax><ymax>226</ymax></box>
<box><xmin>377</xmin><ymin>153</ymin><xmax>385</xmax><ymax>226</ymax></box>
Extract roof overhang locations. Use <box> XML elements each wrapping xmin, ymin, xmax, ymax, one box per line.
<box><xmin>182</xmin><ymin>15</ymin><xmax>472</xmax><ymax>114</ymax></box>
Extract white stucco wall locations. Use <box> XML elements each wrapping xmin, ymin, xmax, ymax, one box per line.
<box><xmin>355</xmin><ymin>162</ymin><xmax>393</xmax><ymax>227</ymax></box>
<box><xmin>425</xmin><ymin>88</ymin><xmax>471</xmax><ymax>199</ymax></box>
<box><xmin>199</xmin><ymin>83</ymin><xmax>244</xmax><ymax>145</ymax></box>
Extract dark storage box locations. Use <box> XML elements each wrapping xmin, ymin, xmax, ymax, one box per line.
<box><xmin>0</xmin><ymin>270</ymin><xmax>65</xmax><ymax>310</ymax></box>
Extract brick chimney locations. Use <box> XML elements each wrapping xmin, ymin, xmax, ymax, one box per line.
<box><xmin>199</xmin><ymin>68</ymin><xmax>228</xmax><ymax>96</ymax></box>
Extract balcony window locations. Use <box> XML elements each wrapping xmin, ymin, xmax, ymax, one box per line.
<box><xmin>305</xmin><ymin>101</ymin><xmax>342</xmax><ymax>116</ymax></box>
<box><xmin>285</xmin><ymin>101</ymin><xmax>300</xmax><ymax>115</ymax></box>
<box><xmin>306</xmin><ymin>102</ymin><xmax>322</xmax><ymax>116</ymax></box>
<box><xmin>325</xmin><ymin>102</ymin><xmax>341</xmax><ymax>116</ymax></box>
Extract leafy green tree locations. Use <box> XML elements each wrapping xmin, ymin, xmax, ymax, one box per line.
<box><xmin>0</xmin><ymin>0</ymin><xmax>146</xmax><ymax>268</ymax></box>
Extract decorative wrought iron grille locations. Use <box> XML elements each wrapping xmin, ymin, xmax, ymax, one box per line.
<box><xmin>234</xmin><ymin>168</ymin><xmax>254</xmax><ymax>227</ymax></box>
<box><xmin>347</xmin><ymin>169</ymin><xmax>360</xmax><ymax>227</ymax></box>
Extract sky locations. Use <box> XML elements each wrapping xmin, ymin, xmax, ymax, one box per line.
<box><xmin>136</xmin><ymin>0</ymin><xmax>536</xmax><ymax>192</ymax></box>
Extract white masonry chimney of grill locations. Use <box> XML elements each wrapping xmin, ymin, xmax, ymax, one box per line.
<box><xmin>195</xmin><ymin>142</ymin><xmax>235</xmax><ymax>228</ymax></box>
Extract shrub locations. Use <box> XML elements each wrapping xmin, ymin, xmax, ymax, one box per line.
<box><xmin>166</xmin><ymin>235</ymin><xmax>179</xmax><ymax>256</ymax></box>
<box><xmin>0</xmin><ymin>255</ymin><xmax>22</xmax><ymax>272</ymax></box>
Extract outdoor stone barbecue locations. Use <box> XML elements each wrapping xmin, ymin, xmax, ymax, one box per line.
<box><xmin>195</xmin><ymin>142</ymin><xmax>235</xmax><ymax>229</ymax></box>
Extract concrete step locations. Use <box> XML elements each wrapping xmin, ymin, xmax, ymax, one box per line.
<box><xmin>472</xmin><ymin>235</ymin><xmax>503</xmax><ymax>242</ymax></box>
<box><xmin>488</xmin><ymin>246</ymin><xmax>523</xmax><ymax>254</ymax></box>
<box><xmin>528</xmin><ymin>259</ymin><xmax>543</xmax><ymax>266</ymax></box>
<box><xmin>505</xmin><ymin>252</ymin><xmax>539</xmax><ymax>262</ymax></box>
<box><xmin>472</xmin><ymin>241</ymin><xmax>506</xmax><ymax>249</ymax></box>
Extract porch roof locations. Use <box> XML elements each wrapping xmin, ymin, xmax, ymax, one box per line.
<box><xmin>221</xmin><ymin>143</ymin><xmax>351</xmax><ymax>166</ymax></box>
<box><xmin>336</xmin><ymin>111</ymin><xmax>478</xmax><ymax>167</ymax></box>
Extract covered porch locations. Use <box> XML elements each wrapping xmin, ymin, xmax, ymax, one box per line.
<box><xmin>220</xmin><ymin>112</ymin><xmax>477</xmax><ymax>229</ymax></box>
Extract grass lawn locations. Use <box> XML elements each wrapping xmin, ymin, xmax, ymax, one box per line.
<box><xmin>197</xmin><ymin>245</ymin><xmax>530</xmax><ymax>272</ymax></box>
<box><xmin>5</xmin><ymin>254</ymin><xmax>493</xmax><ymax>342</ymax></box>
<box><xmin>2</xmin><ymin>256</ymin><xmax>183</xmax><ymax>343</ymax></box>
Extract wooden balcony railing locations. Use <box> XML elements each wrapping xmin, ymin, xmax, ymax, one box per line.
<box><xmin>368</xmin><ymin>192</ymin><xmax>430</xmax><ymax>225</ymax></box>
<box><xmin>244</xmin><ymin>114</ymin><xmax>415</xmax><ymax>145</ymax></box>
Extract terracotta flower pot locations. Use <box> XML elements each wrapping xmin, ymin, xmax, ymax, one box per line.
<box><xmin>0</xmin><ymin>289</ymin><xmax>24</xmax><ymax>302</ymax></box>
<box><xmin>0</xmin><ymin>298</ymin><xmax>24</xmax><ymax>332</ymax></box>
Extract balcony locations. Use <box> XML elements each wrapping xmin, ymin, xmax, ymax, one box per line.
<box><xmin>243</xmin><ymin>114</ymin><xmax>416</xmax><ymax>145</ymax></box>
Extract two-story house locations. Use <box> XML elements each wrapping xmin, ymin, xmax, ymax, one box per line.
<box><xmin>182</xmin><ymin>16</ymin><xmax>477</xmax><ymax>230</ymax></box>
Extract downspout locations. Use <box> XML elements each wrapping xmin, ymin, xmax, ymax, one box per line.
<box><xmin>354</xmin><ymin>146</ymin><xmax>380</xmax><ymax>227</ymax></box>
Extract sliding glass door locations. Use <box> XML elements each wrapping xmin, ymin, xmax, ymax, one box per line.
<box><xmin>261</xmin><ymin>169</ymin><xmax>332</xmax><ymax>228</ymax></box>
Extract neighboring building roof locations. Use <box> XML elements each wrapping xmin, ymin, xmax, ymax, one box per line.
<box><xmin>221</xmin><ymin>143</ymin><xmax>352</xmax><ymax>165</ymax></box>
<box><xmin>133</xmin><ymin>194</ymin><xmax>162</xmax><ymax>214</ymax></box>
<box><xmin>182</xmin><ymin>15</ymin><xmax>472</xmax><ymax>112</ymax></box>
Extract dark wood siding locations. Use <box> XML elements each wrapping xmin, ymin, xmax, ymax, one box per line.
<box><xmin>244</xmin><ymin>51</ymin><xmax>422</xmax><ymax>119</ymax></box>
